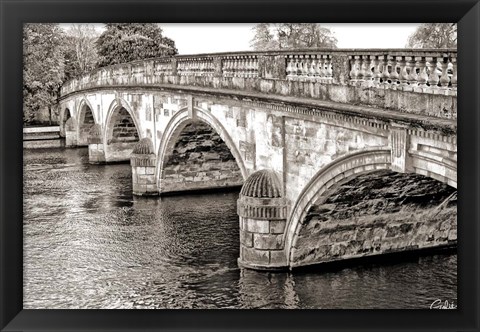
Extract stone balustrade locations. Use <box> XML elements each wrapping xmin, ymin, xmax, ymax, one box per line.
<box><xmin>60</xmin><ymin>49</ymin><xmax>457</xmax><ymax>119</ymax></box>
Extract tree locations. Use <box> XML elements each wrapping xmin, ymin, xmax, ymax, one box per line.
<box><xmin>251</xmin><ymin>23</ymin><xmax>337</xmax><ymax>50</ymax></box>
<box><xmin>64</xmin><ymin>24</ymin><xmax>99</xmax><ymax>80</ymax></box>
<box><xmin>96</xmin><ymin>23</ymin><xmax>178</xmax><ymax>67</ymax></box>
<box><xmin>250</xmin><ymin>23</ymin><xmax>276</xmax><ymax>50</ymax></box>
<box><xmin>406</xmin><ymin>23</ymin><xmax>457</xmax><ymax>48</ymax></box>
<box><xmin>23</xmin><ymin>23</ymin><xmax>65</xmax><ymax>124</ymax></box>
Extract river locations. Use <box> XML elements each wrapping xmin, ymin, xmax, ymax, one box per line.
<box><xmin>23</xmin><ymin>147</ymin><xmax>457</xmax><ymax>309</ymax></box>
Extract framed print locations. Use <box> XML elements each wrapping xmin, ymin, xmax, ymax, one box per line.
<box><xmin>1</xmin><ymin>0</ymin><xmax>479</xmax><ymax>331</ymax></box>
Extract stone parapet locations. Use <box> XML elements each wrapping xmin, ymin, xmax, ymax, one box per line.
<box><xmin>60</xmin><ymin>49</ymin><xmax>457</xmax><ymax>119</ymax></box>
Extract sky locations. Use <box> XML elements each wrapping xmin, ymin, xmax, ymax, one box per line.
<box><xmin>60</xmin><ymin>23</ymin><xmax>421</xmax><ymax>54</ymax></box>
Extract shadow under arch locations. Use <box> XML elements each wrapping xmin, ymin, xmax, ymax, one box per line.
<box><xmin>103</xmin><ymin>98</ymin><xmax>142</xmax><ymax>162</ymax></box>
<box><xmin>59</xmin><ymin>107</ymin><xmax>72</xmax><ymax>137</ymax></box>
<box><xmin>104</xmin><ymin>97</ymin><xmax>142</xmax><ymax>143</ymax></box>
<box><xmin>285</xmin><ymin>148</ymin><xmax>393</xmax><ymax>266</ymax></box>
<box><xmin>76</xmin><ymin>98</ymin><xmax>97</xmax><ymax>146</ymax></box>
<box><xmin>156</xmin><ymin>107</ymin><xmax>248</xmax><ymax>193</ymax></box>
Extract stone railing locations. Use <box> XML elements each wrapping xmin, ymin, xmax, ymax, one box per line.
<box><xmin>60</xmin><ymin>49</ymin><xmax>457</xmax><ymax>119</ymax></box>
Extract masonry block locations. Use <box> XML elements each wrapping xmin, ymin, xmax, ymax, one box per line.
<box><xmin>131</xmin><ymin>138</ymin><xmax>158</xmax><ymax>196</ymax></box>
<box><xmin>238</xmin><ymin>169</ymin><xmax>289</xmax><ymax>271</ymax></box>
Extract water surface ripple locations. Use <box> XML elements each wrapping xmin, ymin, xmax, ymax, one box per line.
<box><xmin>23</xmin><ymin>147</ymin><xmax>457</xmax><ymax>309</ymax></box>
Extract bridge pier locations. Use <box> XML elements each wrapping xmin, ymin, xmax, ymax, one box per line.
<box><xmin>87</xmin><ymin>124</ymin><xmax>105</xmax><ymax>164</ymax></box>
<box><xmin>131</xmin><ymin>138</ymin><xmax>158</xmax><ymax>196</ymax></box>
<box><xmin>237</xmin><ymin>170</ymin><xmax>289</xmax><ymax>270</ymax></box>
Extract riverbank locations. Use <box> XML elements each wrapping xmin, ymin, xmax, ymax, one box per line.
<box><xmin>23</xmin><ymin>126</ymin><xmax>64</xmax><ymax>149</ymax></box>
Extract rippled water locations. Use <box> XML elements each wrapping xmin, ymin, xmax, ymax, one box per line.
<box><xmin>23</xmin><ymin>147</ymin><xmax>457</xmax><ymax>309</ymax></box>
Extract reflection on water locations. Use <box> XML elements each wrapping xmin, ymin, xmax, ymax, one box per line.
<box><xmin>23</xmin><ymin>147</ymin><xmax>457</xmax><ymax>309</ymax></box>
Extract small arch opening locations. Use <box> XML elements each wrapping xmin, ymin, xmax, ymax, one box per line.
<box><xmin>160</xmin><ymin>120</ymin><xmax>243</xmax><ymax>194</ymax></box>
<box><xmin>78</xmin><ymin>104</ymin><xmax>95</xmax><ymax>146</ymax></box>
<box><xmin>60</xmin><ymin>108</ymin><xmax>71</xmax><ymax>137</ymax></box>
<box><xmin>105</xmin><ymin>106</ymin><xmax>140</xmax><ymax>162</ymax></box>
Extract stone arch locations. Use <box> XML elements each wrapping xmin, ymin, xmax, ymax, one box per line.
<box><xmin>76</xmin><ymin>99</ymin><xmax>96</xmax><ymax>146</ymax></box>
<box><xmin>156</xmin><ymin>107</ymin><xmax>248</xmax><ymax>194</ymax></box>
<box><xmin>104</xmin><ymin>98</ymin><xmax>141</xmax><ymax>143</ymax></box>
<box><xmin>103</xmin><ymin>98</ymin><xmax>141</xmax><ymax>162</ymax></box>
<box><xmin>285</xmin><ymin>148</ymin><xmax>392</xmax><ymax>265</ymax></box>
<box><xmin>410</xmin><ymin>153</ymin><xmax>457</xmax><ymax>189</ymax></box>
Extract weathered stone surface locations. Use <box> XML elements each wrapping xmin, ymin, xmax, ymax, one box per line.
<box><xmin>88</xmin><ymin>143</ymin><xmax>105</xmax><ymax>164</ymax></box>
<box><xmin>243</xmin><ymin>218</ymin><xmax>269</xmax><ymax>234</ymax></box>
<box><xmin>161</xmin><ymin>121</ymin><xmax>243</xmax><ymax>194</ymax></box>
<box><xmin>269</xmin><ymin>220</ymin><xmax>286</xmax><ymax>234</ymax></box>
<box><xmin>241</xmin><ymin>247</ymin><xmax>269</xmax><ymax>265</ymax></box>
<box><xmin>291</xmin><ymin>170</ymin><xmax>457</xmax><ymax>267</ymax></box>
<box><xmin>253</xmin><ymin>233</ymin><xmax>283</xmax><ymax>250</ymax></box>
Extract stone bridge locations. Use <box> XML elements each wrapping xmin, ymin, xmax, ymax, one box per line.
<box><xmin>58</xmin><ymin>48</ymin><xmax>457</xmax><ymax>271</ymax></box>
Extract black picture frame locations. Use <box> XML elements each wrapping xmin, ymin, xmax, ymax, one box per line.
<box><xmin>1</xmin><ymin>0</ymin><xmax>479</xmax><ymax>331</ymax></box>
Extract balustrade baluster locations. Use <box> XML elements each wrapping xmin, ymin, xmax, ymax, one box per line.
<box><xmin>439</xmin><ymin>57</ymin><xmax>450</xmax><ymax>90</ymax></box>
<box><xmin>292</xmin><ymin>56</ymin><xmax>300</xmax><ymax>77</ymax></box>
<box><xmin>309</xmin><ymin>56</ymin><xmax>316</xmax><ymax>78</ymax></box>
<box><xmin>243</xmin><ymin>57</ymin><xmax>249</xmax><ymax>78</ymax></box>
<box><xmin>319</xmin><ymin>55</ymin><xmax>326</xmax><ymax>83</ymax></box>
<box><xmin>252</xmin><ymin>57</ymin><xmax>258</xmax><ymax>77</ymax></box>
<box><xmin>398</xmin><ymin>57</ymin><xmax>409</xmax><ymax>89</ymax></box>
<box><xmin>314</xmin><ymin>55</ymin><xmax>322</xmax><ymax>80</ymax></box>
<box><xmin>304</xmin><ymin>56</ymin><xmax>312</xmax><ymax>78</ymax></box>
<box><xmin>325</xmin><ymin>56</ymin><xmax>333</xmax><ymax>83</ymax></box>
<box><xmin>286</xmin><ymin>56</ymin><xmax>293</xmax><ymax>78</ymax></box>
<box><xmin>356</xmin><ymin>56</ymin><xmax>365</xmax><ymax>85</ymax></box>
<box><xmin>349</xmin><ymin>56</ymin><xmax>358</xmax><ymax>85</ymax></box>
<box><xmin>382</xmin><ymin>55</ymin><xmax>391</xmax><ymax>89</ymax></box>
<box><xmin>363</xmin><ymin>55</ymin><xmax>373</xmax><ymax>87</ymax></box>
<box><xmin>407</xmin><ymin>56</ymin><xmax>418</xmax><ymax>88</ymax></box>
<box><xmin>450</xmin><ymin>55</ymin><xmax>457</xmax><ymax>91</ymax></box>
<box><xmin>416</xmin><ymin>57</ymin><xmax>428</xmax><ymax>89</ymax></box>
<box><xmin>373</xmin><ymin>56</ymin><xmax>382</xmax><ymax>87</ymax></box>
<box><xmin>426</xmin><ymin>56</ymin><xmax>439</xmax><ymax>91</ymax></box>
<box><xmin>244</xmin><ymin>57</ymin><xmax>250</xmax><ymax>78</ymax></box>
<box><xmin>223</xmin><ymin>58</ymin><xmax>229</xmax><ymax>77</ymax></box>
<box><xmin>239</xmin><ymin>57</ymin><xmax>244</xmax><ymax>77</ymax></box>
<box><xmin>389</xmin><ymin>56</ymin><xmax>399</xmax><ymax>87</ymax></box>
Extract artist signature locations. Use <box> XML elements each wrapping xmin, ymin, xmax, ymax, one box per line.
<box><xmin>430</xmin><ymin>299</ymin><xmax>457</xmax><ymax>309</ymax></box>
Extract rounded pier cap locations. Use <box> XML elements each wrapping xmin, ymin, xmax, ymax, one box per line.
<box><xmin>240</xmin><ymin>169</ymin><xmax>282</xmax><ymax>198</ymax></box>
<box><xmin>132</xmin><ymin>137</ymin><xmax>154</xmax><ymax>155</ymax></box>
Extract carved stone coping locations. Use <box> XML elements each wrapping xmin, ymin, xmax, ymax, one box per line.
<box><xmin>130</xmin><ymin>154</ymin><xmax>156</xmax><ymax>167</ymax></box>
<box><xmin>237</xmin><ymin>196</ymin><xmax>288</xmax><ymax>220</ymax></box>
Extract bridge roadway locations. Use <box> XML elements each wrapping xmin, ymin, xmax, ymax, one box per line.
<box><xmin>58</xmin><ymin>48</ymin><xmax>457</xmax><ymax>270</ymax></box>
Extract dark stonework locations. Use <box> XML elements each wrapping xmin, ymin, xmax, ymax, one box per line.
<box><xmin>160</xmin><ymin>120</ymin><xmax>243</xmax><ymax>194</ymax></box>
<box><xmin>291</xmin><ymin>170</ymin><xmax>457</xmax><ymax>267</ymax></box>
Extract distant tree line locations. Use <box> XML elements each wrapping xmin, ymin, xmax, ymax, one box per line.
<box><xmin>23</xmin><ymin>23</ymin><xmax>177</xmax><ymax>125</ymax></box>
<box><xmin>250</xmin><ymin>23</ymin><xmax>338</xmax><ymax>50</ymax></box>
<box><xmin>406</xmin><ymin>23</ymin><xmax>457</xmax><ymax>48</ymax></box>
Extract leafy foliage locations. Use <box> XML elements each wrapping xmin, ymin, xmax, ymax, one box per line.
<box><xmin>251</xmin><ymin>23</ymin><xmax>337</xmax><ymax>50</ymax></box>
<box><xmin>406</xmin><ymin>23</ymin><xmax>457</xmax><ymax>48</ymax></box>
<box><xmin>96</xmin><ymin>23</ymin><xmax>178</xmax><ymax>67</ymax></box>
<box><xmin>23</xmin><ymin>23</ymin><xmax>65</xmax><ymax>124</ymax></box>
<box><xmin>64</xmin><ymin>24</ymin><xmax>100</xmax><ymax>80</ymax></box>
